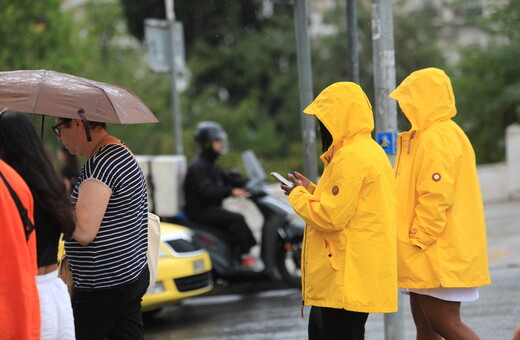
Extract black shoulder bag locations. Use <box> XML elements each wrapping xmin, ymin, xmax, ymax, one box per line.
<box><xmin>0</xmin><ymin>170</ymin><xmax>35</xmax><ymax>241</ymax></box>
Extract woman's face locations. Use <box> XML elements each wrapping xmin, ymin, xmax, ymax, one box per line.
<box><xmin>55</xmin><ymin>119</ymin><xmax>79</xmax><ymax>156</ymax></box>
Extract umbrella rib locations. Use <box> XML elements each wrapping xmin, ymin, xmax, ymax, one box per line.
<box><xmin>32</xmin><ymin>69</ymin><xmax>48</xmax><ymax>113</ymax></box>
<box><xmin>89</xmin><ymin>82</ymin><xmax>121</xmax><ymax>124</ymax></box>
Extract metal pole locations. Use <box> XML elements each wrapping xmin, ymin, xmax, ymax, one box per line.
<box><xmin>293</xmin><ymin>0</ymin><xmax>318</xmax><ymax>182</ymax></box>
<box><xmin>346</xmin><ymin>0</ymin><xmax>360</xmax><ymax>84</ymax></box>
<box><xmin>165</xmin><ymin>0</ymin><xmax>183</xmax><ymax>154</ymax></box>
<box><xmin>371</xmin><ymin>0</ymin><xmax>402</xmax><ymax>339</ymax></box>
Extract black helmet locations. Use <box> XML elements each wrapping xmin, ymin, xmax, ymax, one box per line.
<box><xmin>194</xmin><ymin>121</ymin><xmax>228</xmax><ymax>152</ymax></box>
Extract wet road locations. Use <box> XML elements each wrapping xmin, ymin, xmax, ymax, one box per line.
<box><xmin>144</xmin><ymin>198</ymin><xmax>520</xmax><ymax>340</ymax></box>
<box><xmin>144</xmin><ymin>267</ymin><xmax>520</xmax><ymax>339</ymax></box>
<box><xmin>144</xmin><ymin>282</ymin><xmax>307</xmax><ymax>340</ymax></box>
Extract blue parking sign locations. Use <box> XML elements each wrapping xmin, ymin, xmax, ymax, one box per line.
<box><xmin>377</xmin><ymin>132</ymin><xmax>397</xmax><ymax>154</ymax></box>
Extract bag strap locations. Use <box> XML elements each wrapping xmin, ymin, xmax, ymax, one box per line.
<box><xmin>0</xmin><ymin>170</ymin><xmax>35</xmax><ymax>242</ymax></box>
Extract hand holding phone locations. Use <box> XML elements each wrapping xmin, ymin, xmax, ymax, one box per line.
<box><xmin>270</xmin><ymin>172</ymin><xmax>292</xmax><ymax>187</ymax></box>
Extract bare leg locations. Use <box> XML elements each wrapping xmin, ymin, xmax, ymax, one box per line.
<box><xmin>410</xmin><ymin>293</ymin><xmax>442</xmax><ymax>340</ymax></box>
<box><xmin>416</xmin><ymin>293</ymin><xmax>480</xmax><ymax>340</ymax></box>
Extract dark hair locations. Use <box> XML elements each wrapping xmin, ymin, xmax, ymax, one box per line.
<box><xmin>0</xmin><ymin>111</ymin><xmax>75</xmax><ymax>239</ymax></box>
<box><xmin>319</xmin><ymin>120</ymin><xmax>333</xmax><ymax>152</ymax></box>
<box><xmin>60</xmin><ymin>118</ymin><xmax>107</xmax><ymax>130</ymax></box>
<box><xmin>59</xmin><ymin>145</ymin><xmax>80</xmax><ymax>193</ymax></box>
<box><xmin>59</xmin><ymin>145</ymin><xmax>80</xmax><ymax>176</ymax></box>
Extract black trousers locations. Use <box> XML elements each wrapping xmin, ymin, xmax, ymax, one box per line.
<box><xmin>72</xmin><ymin>266</ymin><xmax>149</xmax><ymax>340</ymax></box>
<box><xmin>190</xmin><ymin>206</ymin><xmax>257</xmax><ymax>254</ymax></box>
<box><xmin>308</xmin><ymin>306</ymin><xmax>369</xmax><ymax>340</ymax></box>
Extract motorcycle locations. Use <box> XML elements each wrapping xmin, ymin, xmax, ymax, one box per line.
<box><xmin>167</xmin><ymin>150</ymin><xmax>304</xmax><ymax>288</ymax></box>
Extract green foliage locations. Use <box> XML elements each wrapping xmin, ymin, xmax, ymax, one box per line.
<box><xmin>449</xmin><ymin>1</ymin><xmax>520</xmax><ymax>163</ymax></box>
<box><xmin>311</xmin><ymin>1</ymin><xmax>447</xmax><ymax>133</ymax></box>
<box><xmin>0</xmin><ymin>0</ymin><xmax>172</xmax><ymax>157</ymax></box>
<box><xmin>451</xmin><ymin>44</ymin><xmax>520</xmax><ymax>163</ymax></box>
<box><xmin>393</xmin><ymin>2</ymin><xmax>446</xmax><ymax>80</ymax></box>
<box><xmin>12</xmin><ymin>0</ymin><xmax>511</xmax><ymax>178</ymax></box>
<box><xmin>181</xmin><ymin>4</ymin><xmax>304</xmax><ymax>176</ymax></box>
<box><xmin>0</xmin><ymin>0</ymin><xmax>77</xmax><ymax>71</ymax></box>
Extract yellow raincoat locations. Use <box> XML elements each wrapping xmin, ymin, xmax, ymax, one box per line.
<box><xmin>390</xmin><ymin>68</ymin><xmax>491</xmax><ymax>289</ymax></box>
<box><xmin>288</xmin><ymin>82</ymin><xmax>397</xmax><ymax>313</ymax></box>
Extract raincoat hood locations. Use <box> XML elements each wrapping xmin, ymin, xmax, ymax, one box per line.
<box><xmin>390</xmin><ymin>68</ymin><xmax>456</xmax><ymax>131</ymax></box>
<box><xmin>304</xmin><ymin>82</ymin><xmax>374</xmax><ymax>147</ymax></box>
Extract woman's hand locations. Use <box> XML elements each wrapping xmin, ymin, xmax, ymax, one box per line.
<box><xmin>281</xmin><ymin>171</ymin><xmax>310</xmax><ymax>196</ymax></box>
<box><xmin>291</xmin><ymin>171</ymin><xmax>310</xmax><ymax>188</ymax></box>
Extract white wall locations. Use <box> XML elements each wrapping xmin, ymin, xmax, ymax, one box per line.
<box><xmin>478</xmin><ymin>124</ymin><xmax>520</xmax><ymax>203</ymax></box>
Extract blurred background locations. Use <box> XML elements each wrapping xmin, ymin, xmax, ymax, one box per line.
<box><xmin>1</xmin><ymin>0</ymin><xmax>518</xmax><ymax>179</ymax></box>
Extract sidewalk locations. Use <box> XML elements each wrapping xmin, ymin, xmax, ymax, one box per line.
<box><xmin>366</xmin><ymin>198</ymin><xmax>520</xmax><ymax>340</ymax></box>
<box><xmin>485</xmin><ymin>198</ymin><xmax>520</xmax><ymax>270</ymax></box>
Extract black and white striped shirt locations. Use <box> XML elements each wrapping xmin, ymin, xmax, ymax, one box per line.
<box><xmin>65</xmin><ymin>144</ymin><xmax>148</xmax><ymax>290</ymax></box>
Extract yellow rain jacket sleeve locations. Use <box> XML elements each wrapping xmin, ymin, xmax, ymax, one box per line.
<box><xmin>391</xmin><ymin>68</ymin><xmax>491</xmax><ymax>289</ymax></box>
<box><xmin>288</xmin><ymin>82</ymin><xmax>397</xmax><ymax>313</ymax></box>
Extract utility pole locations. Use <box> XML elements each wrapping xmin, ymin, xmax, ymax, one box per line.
<box><xmin>293</xmin><ymin>0</ymin><xmax>318</xmax><ymax>182</ymax></box>
<box><xmin>269</xmin><ymin>0</ymin><xmax>317</xmax><ymax>181</ymax></box>
<box><xmin>346</xmin><ymin>0</ymin><xmax>360</xmax><ymax>84</ymax></box>
<box><xmin>371</xmin><ymin>0</ymin><xmax>402</xmax><ymax>339</ymax></box>
<box><xmin>165</xmin><ymin>0</ymin><xmax>183</xmax><ymax>155</ymax></box>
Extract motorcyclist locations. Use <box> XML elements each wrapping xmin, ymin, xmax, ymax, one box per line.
<box><xmin>183</xmin><ymin>121</ymin><xmax>263</xmax><ymax>271</ymax></box>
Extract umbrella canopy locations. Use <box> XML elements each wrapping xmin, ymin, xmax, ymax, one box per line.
<box><xmin>0</xmin><ymin>69</ymin><xmax>159</xmax><ymax>124</ymax></box>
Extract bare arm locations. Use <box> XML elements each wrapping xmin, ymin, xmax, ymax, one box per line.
<box><xmin>73</xmin><ymin>179</ymin><xmax>111</xmax><ymax>246</ymax></box>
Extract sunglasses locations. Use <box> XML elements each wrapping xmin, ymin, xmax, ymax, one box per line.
<box><xmin>51</xmin><ymin>121</ymin><xmax>67</xmax><ymax>137</ymax></box>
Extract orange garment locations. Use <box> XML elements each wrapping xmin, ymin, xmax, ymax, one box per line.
<box><xmin>0</xmin><ymin>160</ymin><xmax>40</xmax><ymax>339</ymax></box>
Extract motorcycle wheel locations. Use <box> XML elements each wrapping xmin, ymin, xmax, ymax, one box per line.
<box><xmin>276</xmin><ymin>236</ymin><xmax>302</xmax><ymax>288</ymax></box>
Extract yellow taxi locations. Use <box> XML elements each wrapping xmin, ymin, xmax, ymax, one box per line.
<box><xmin>142</xmin><ymin>221</ymin><xmax>213</xmax><ymax>313</ymax></box>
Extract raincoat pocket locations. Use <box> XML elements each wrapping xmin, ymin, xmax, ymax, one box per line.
<box><xmin>324</xmin><ymin>238</ymin><xmax>340</xmax><ymax>271</ymax></box>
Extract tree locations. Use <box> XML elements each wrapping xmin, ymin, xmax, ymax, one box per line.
<box><xmin>181</xmin><ymin>5</ymin><xmax>303</xmax><ymax>173</ymax></box>
<box><xmin>0</xmin><ymin>0</ymin><xmax>77</xmax><ymax>71</ymax></box>
<box><xmin>120</xmin><ymin>0</ymin><xmax>303</xmax><ymax>174</ymax></box>
<box><xmin>450</xmin><ymin>1</ymin><xmax>520</xmax><ymax>163</ymax></box>
<box><xmin>311</xmin><ymin>1</ymin><xmax>446</xmax><ymax>132</ymax></box>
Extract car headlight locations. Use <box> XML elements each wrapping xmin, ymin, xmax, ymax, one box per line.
<box><xmin>146</xmin><ymin>281</ymin><xmax>165</xmax><ymax>295</ymax></box>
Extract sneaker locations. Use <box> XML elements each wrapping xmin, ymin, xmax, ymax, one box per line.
<box><xmin>241</xmin><ymin>255</ymin><xmax>265</xmax><ymax>272</ymax></box>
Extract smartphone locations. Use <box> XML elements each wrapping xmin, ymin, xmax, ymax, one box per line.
<box><xmin>270</xmin><ymin>171</ymin><xmax>292</xmax><ymax>186</ymax></box>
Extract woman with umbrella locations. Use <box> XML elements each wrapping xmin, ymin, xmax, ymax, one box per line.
<box><xmin>52</xmin><ymin>115</ymin><xmax>150</xmax><ymax>339</ymax></box>
<box><xmin>0</xmin><ymin>69</ymin><xmax>158</xmax><ymax>339</ymax></box>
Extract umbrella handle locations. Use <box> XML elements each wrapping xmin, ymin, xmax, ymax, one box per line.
<box><xmin>78</xmin><ymin>108</ymin><xmax>92</xmax><ymax>142</ymax></box>
<box><xmin>40</xmin><ymin>115</ymin><xmax>45</xmax><ymax>141</ymax></box>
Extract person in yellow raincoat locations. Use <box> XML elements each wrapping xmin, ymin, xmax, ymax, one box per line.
<box><xmin>279</xmin><ymin>82</ymin><xmax>397</xmax><ymax>340</ymax></box>
<box><xmin>390</xmin><ymin>68</ymin><xmax>491</xmax><ymax>340</ymax></box>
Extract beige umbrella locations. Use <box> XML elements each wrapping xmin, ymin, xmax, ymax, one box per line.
<box><xmin>0</xmin><ymin>69</ymin><xmax>159</xmax><ymax>125</ymax></box>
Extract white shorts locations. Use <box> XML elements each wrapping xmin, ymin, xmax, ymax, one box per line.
<box><xmin>36</xmin><ymin>269</ymin><xmax>75</xmax><ymax>340</ymax></box>
<box><xmin>400</xmin><ymin>287</ymin><xmax>479</xmax><ymax>302</ymax></box>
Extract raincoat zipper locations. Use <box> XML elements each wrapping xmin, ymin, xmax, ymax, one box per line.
<box><xmin>395</xmin><ymin>134</ymin><xmax>404</xmax><ymax>178</ymax></box>
<box><xmin>408</xmin><ymin>131</ymin><xmax>416</xmax><ymax>154</ymax></box>
<box><xmin>300</xmin><ymin>226</ymin><xmax>308</xmax><ymax>318</ymax></box>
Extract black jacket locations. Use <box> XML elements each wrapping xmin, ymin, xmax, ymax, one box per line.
<box><xmin>183</xmin><ymin>150</ymin><xmax>235</xmax><ymax>216</ymax></box>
